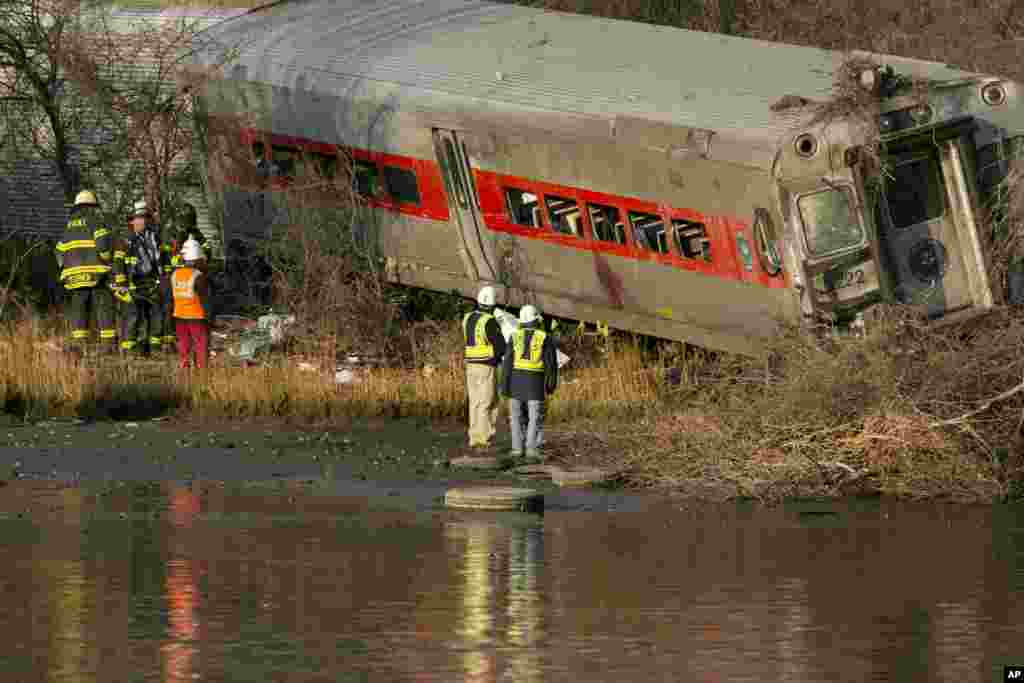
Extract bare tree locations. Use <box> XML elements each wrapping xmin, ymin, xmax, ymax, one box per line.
<box><xmin>0</xmin><ymin>0</ymin><xmax>245</xmax><ymax>233</ymax></box>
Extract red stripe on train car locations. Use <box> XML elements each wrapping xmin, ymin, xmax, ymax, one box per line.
<box><xmin>242</xmin><ymin>127</ymin><xmax>787</xmax><ymax>289</ymax></box>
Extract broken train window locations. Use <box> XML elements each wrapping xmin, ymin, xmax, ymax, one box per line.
<box><xmin>545</xmin><ymin>194</ymin><xmax>583</xmax><ymax>237</ymax></box>
<box><xmin>629</xmin><ymin>210</ymin><xmax>669</xmax><ymax>254</ymax></box>
<box><xmin>383</xmin><ymin>165</ymin><xmax>421</xmax><ymax>205</ymax></box>
<box><xmin>587</xmin><ymin>202</ymin><xmax>626</xmax><ymax>245</ymax></box>
<box><xmin>505</xmin><ymin>188</ymin><xmax>542</xmax><ymax>228</ymax></box>
<box><xmin>672</xmin><ymin>219</ymin><xmax>712</xmax><ymax>262</ymax></box>
<box><xmin>352</xmin><ymin>159</ymin><xmax>381</xmax><ymax>198</ymax></box>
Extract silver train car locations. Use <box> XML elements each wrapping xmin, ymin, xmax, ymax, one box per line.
<box><xmin>194</xmin><ymin>0</ymin><xmax>1023</xmax><ymax>355</ymax></box>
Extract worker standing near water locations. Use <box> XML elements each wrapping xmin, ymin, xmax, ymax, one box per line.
<box><xmin>122</xmin><ymin>200</ymin><xmax>166</xmax><ymax>355</ymax></box>
<box><xmin>463</xmin><ymin>285</ymin><xmax>507</xmax><ymax>449</ymax></box>
<box><xmin>171</xmin><ymin>238</ymin><xmax>211</xmax><ymax>369</ymax></box>
<box><xmin>55</xmin><ymin>190</ymin><xmax>117</xmax><ymax>357</ymax></box>
<box><xmin>500</xmin><ymin>305</ymin><xmax>558</xmax><ymax>461</ymax></box>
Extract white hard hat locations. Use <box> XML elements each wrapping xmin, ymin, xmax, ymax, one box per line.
<box><xmin>477</xmin><ymin>285</ymin><xmax>496</xmax><ymax>307</ymax></box>
<box><xmin>74</xmin><ymin>190</ymin><xmax>98</xmax><ymax>206</ymax></box>
<box><xmin>131</xmin><ymin>200</ymin><xmax>149</xmax><ymax>217</ymax></box>
<box><xmin>182</xmin><ymin>238</ymin><xmax>204</xmax><ymax>262</ymax></box>
<box><xmin>519</xmin><ymin>305</ymin><xmax>541</xmax><ymax>324</ymax></box>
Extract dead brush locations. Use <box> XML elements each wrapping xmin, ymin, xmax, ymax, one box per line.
<box><xmin>549</xmin><ymin>338</ymin><xmax>660</xmax><ymax>420</ymax></box>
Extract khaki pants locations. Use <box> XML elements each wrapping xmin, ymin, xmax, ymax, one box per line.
<box><xmin>466</xmin><ymin>363</ymin><xmax>500</xmax><ymax>447</ymax></box>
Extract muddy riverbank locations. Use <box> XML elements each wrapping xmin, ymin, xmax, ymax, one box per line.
<box><xmin>0</xmin><ymin>415</ymin><xmax>631</xmax><ymax>496</ymax></box>
<box><xmin>0</xmin><ymin>413</ymin><xmax>1012</xmax><ymax>504</ymax></box>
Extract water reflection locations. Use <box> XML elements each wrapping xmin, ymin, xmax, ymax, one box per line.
<box><xmin>446</xmin><ymin>516</ymin><xmax>547</xmax><ymax>682</ymax></box>
<box><xmin>162</xmin><ymin>485</ymin><xmax>201</xmax><ymax>682</ymax></box>
<box><xmin>506</xmin><ymin>523</ymin><xmax>544</xmax><ymax>682</ymax></box>
<box><xmin>1</xmin><ymin>484</ymin><xmax>1022</xmax><ymax>681</ymax></box>
<box><xmin>48</xmin><ymin>489</ymin><xmax>90</xmax><ymax>683</ymax></box>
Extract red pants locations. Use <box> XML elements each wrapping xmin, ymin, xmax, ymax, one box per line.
<box><xmin>175</xmin><ymin>319</ymin><xmax>209</xmax><ymax>368</ymax></box>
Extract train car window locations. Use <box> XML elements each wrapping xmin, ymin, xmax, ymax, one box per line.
<box><xmin>383</xmin><ymin>166</ymin><xmax>421</xmax><ymax>205</ymax></box>
<box><xmin>798</xmin><ymin>187</ymin><xmax>863</xmax><ymax>256</ymax></box>
<box><xmin>271</xmin><ymin>145</ymin><xmax>299</xmax><ymax>178</ymax></box>
<box><xmin>352</xmin><ymin>159</ymin><xmax>381</xmax><ymax>197</ymax></box>
<box><xmin>311</xmin><ymin>152</ymin><xmax>338</xmax><ymax>180</ymax></box>
<box><xmin>587</xmin><ymin>203</ymin><xmax>626</xmax><ymax>245</ymax></box>
<box><xmin>629</xmin><ymin>211</ymin><xmax>669</xmax><ymax>254</ymax></box>
<box><xmin>672</xmin><ymin>219</ymin><xmax>712</xmax><ymax>262</ymax></box>
<box><xmin>879</xmin><ymin>156</ymin><xmax>945</xmax><ymax>229</ymax></box>
<box><xmin>505</xmin><ymin>188</ymin><xmax>542</xmax><ymax>228</ymax></box>
<box><xmin>545</xmin><ymin>195</ymin><xmax>583</xmax><ymax>237</ymax></box>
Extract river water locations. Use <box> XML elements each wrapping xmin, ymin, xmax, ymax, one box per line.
<box><xmin>1</xmin><ymin>480</ymin><xmax>1021</xmax><ymax>682</ymax></box>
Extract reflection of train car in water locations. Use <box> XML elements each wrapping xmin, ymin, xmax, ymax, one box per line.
<box><xmin>195</xmin><ymin>0</ymin><xmax>1023</xmax><ymax>355</ymax></box>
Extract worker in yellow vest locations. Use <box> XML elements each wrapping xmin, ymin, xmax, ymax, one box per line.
<box><xmin>500</xmin><ymin>305</ymin><xmax>558</xmax><ymax>460</ymax></box>
<box><xmin>463</xmin><ymin>285</ymin><xmax>507</xmax><ymax>449</ymax></box>
<box><xmin>171</xmin><ymin>238</ymin><xmax>211</xmax><ymax>369</ymax></box>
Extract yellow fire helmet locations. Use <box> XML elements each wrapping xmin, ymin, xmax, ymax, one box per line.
<box><xmin>73</xmin><ymin>190</ymin><xmax>98</xmax><ymax>206</ymax></box>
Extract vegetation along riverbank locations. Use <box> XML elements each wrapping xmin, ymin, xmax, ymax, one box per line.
<box><xmin>2</xmin><ymin>304</ymin><xmax>1023</xmax><ymax>504</ymax></box>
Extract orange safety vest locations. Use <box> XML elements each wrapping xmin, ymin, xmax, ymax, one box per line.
<box><xmin>171</xmin><ymin>267</ymin><xmax>205</xmax><ymax>319</ymax></box>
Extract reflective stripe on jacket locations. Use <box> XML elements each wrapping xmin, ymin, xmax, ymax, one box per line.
<box><xmin>463</xmin><ymin>311</ymin><xmax>496</xmax><ymax>362</ymax></box>
<box><xmin>172</xmin><ymin>267</ymin><xmax>205</xmax><ymax>319</ymax></box>
<box><xmin>56</xmin><ymin>212</ymin><xmax>112</xmax><ymax>289</ymax></box>
<box><xmin>511</xmin><ymin>328</ymin><xmax>546</xmax><ymax>372</ymax></box>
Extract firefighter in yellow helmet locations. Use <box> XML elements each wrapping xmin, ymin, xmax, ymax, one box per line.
<box><xmin>463</xmin><ymin>285</ymin><xmax>507</xmax><ymax>449</ymax></box>
<box><xmin>500</xmin><ymin>305</ymin><xmax>558</xmax><ymax>461</ymax></box>
<box><xmin>54</xmin><ymin>190</ymin><xmax>116</xmax><ymax>357</ymax></box>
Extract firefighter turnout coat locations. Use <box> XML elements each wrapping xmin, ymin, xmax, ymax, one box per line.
<box><xmin>55</xmin><ymin>208</ymin><xmax>113</xmax><ymax>289</ymax></box>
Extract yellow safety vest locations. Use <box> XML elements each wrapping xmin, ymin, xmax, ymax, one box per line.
<box><xmin>463</xmin><ymin>311</ymin><xmax>496</xmax><ymax>361</ymax></box>
<box><xmin>512</xmin><ymin>328</ymin><xmax>546</xmax><ymax>372</ymax></box>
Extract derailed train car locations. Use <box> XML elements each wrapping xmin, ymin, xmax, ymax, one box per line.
<box><xmin>194</xmin><ymin>0</ymin><xmax>1023</xmax><ymax>356</ymax></box>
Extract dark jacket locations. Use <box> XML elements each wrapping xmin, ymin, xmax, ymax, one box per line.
<box><xmin>124</xmin><ymin>226</ymin><xmax>167</xmax><ymax>289</ymax></box>
<box><xmin>463</xmin><ymin>308</ymin><xmax>507</xmax><ymax>367</ymax></box>
<box><xmin>500</xmin><ymin>321</ymin><xmax>558</xmax><ymax>401</ymax></box>
<box><xmin>55</xmin><ymin>206</ymin><xmax>112</xmax><ymax>289</ymax></box>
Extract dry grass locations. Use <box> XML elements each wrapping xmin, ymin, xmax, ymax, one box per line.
<box><xmin>4</xmin><ymin>310</ymin><xmax>1024</xmax><ymax>502</ymax></box>
<box><xmin>0</xmin><ymin>318</ymin><xmax>656</xmax><ymax>423</ymax></box>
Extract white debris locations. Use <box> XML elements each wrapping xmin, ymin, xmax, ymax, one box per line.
<box><xmin>334</xmin><ymin>368</ymin><xmax>357</xmax><ymax>384</ymax></box>
<box><xmin>297</xmin><ymin>361</ymin><xmax>319</xmax><ymax>372</ymax></box>
<box><xmin>557</xmin><ymin>349</ymin><xmax>571</xmax><ymax>368</ymax></box>
<box><xmin>493</xmin><ymin>307</ymin><xmax>519</xmax><ymax>342</ymax></box>
<box><xmin>258</xmin><ymin>313</ymin><xmax>296</xmax><ymax>344</ymax></box>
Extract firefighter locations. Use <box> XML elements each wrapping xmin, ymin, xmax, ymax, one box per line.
<box><xmin>111</xmin><ymin>221</ymin><xmax>134</xmax><ymax>352</ymax></box>
<box><xmin>157</xmin><ymin>208</ymin><xmax>178</xmax><ymax>351</ymax></box>
<box><xmin>463</xmin><ymin>285</ymin><xmax>507</xmax><ymax>449</ymax></box>
<box><xmin>171</xmin><ymin>238</ymin><xmax>211</xmax><ymax>369</ymax></box>
<box><xmin>55</xmin><ymin>190</ymin><xmax>116</xmax><ymax>356</ymax></box>
<box><xmin>122</xmin><ymin>200</ymin><xmax>167</xmax><ymax>355</ymax></box>
<box><xmin>500</xmin><ymin>305</ymin><xmax>558</xmax><ymax>460</ymax></box>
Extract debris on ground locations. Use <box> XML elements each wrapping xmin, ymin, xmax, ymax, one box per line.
<box><xmin>258</xmin><ymin>313</ymin><xmax>296</xmax><ymax>344</ymax></box>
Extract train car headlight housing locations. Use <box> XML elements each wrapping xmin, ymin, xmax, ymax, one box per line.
<box><xmin>794</xmin><ymin>133</ymin><xmax>818</xmax><ymax>159</ymax></box>
<box><xmin>981</xmin><ymin>81</ymin><xmax>1007</xmax><ymax>107</ymax></box>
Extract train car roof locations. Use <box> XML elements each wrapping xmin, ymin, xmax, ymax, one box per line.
<box><xmin>194</xmin><ymin>0</ymin><xmax>998</xmax><ymax>157</ymax></box>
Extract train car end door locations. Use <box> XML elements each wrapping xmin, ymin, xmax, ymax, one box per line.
<box><xmin>874</xmin><ymin>121</ymin><xmax>993</xmax><ymax>318</ymax></box>
<box><xmin>432</xmin><ymin>129</ymin><xmax>499</xmax><ymax>287</ymax></box>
